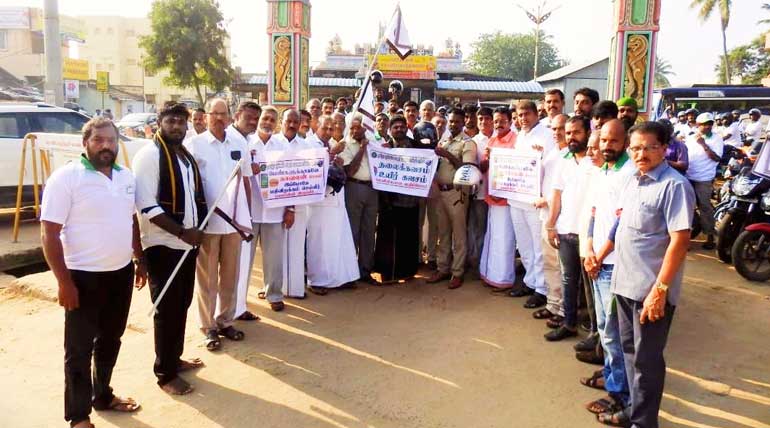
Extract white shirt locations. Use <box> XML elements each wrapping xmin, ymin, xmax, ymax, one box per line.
<box><xmin>41</xmin><ymin>158</ymin><xmax>136</xmax><ymax>271</ymax></box>
<box><xmin>133</xmin><ymin>143</ymin><xmax>199</xmax><ymax>251</ymax></box>
<box><xmin>721</xmin><ymin>122</ymin><xmax>742</xmax><ymax>147</ymax></box>
<box><xmin>590</xmin><ymin>154</ymin><xmax>636</xmax><ymax>265</ymax></box>
<box><xmin>249</xmin><ymin>133</ymin><xmax>288</xmax><ymax>223</ymax></box>
<box><xmin>685</xmin><ymin>132</ymin><xmax>724</xmax><ymax>182</ymax></box>
<box><xmin>745</xmin><ymin>120</ymin><xmax>763</xmax><ymax>142</ymax></box>
<box><xmin>673</xmin><ymin>122</ymin><xmax>692</xmax><ymax>139</ymax></box>
<box><xmin>553</xmin><ymin>153</ymin><xmax>595</xmax><ymax>235</ymax></box>
<box><xmin>184</xmin><ymin>128</ymin><xmax>253</xmax><ymax>234</ymax></box>
<box><xmin>473</xmin><ymin>132</ymin><xmax>492</xmax><ymax>200</ymax></box>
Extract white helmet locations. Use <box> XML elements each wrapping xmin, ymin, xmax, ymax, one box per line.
<box><xmin>453</xmin><ymin>163</ymin><xmax>482</xmax><ymax>186</ymax></box>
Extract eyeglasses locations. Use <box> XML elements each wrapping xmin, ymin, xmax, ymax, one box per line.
<box><xmin>629</xmin><ymin>145</ymin><xmax>662</xmax><ymax>154</ymax></box>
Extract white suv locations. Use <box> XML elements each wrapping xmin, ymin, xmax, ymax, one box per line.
<box><xmin>0</xmin><ymin>103</ymin><xmax>148</xmax><ymax>207</ymax></box>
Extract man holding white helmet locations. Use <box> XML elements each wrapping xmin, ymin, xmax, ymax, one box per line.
<box><xmin>685</xmin><ymin>112</ymin><xmax>724</xmax><ymax>250</ymax></box>
<box><xmin>426</xmin><ymin>107</ymin><xmax>478</xmax><ymax>289</ymax></box>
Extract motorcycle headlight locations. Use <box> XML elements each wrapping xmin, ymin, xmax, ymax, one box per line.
<box><xmin>733</xmin><ymin>176</ymin><xmax>761</xmax><ymax>196</ymax></box>
<box><xmin>762</xmin><ymin>193</ymin><xmax>770</xmax><ymax>211</ymax></box>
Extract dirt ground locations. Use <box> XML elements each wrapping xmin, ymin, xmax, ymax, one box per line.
<box><xmin>1</xmin><ymin>245</ymin><xmax>769</xmax><ymax>428</ymax></box>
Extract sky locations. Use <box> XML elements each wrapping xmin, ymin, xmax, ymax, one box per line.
<box><xmin>9</xmin><ymin>0</ymin><xmax>769</xmax><ymax>86</ymax></box>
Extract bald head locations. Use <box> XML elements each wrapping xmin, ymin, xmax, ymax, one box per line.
<box><xmin>600</xmin><ymin>119</ymin><xmax>629</xmax><ymax>164</ymax></box>
<box><xmin>282</xmin><ymin>108</ymin><xmax>300</xmax><ymax>140</ymax></box>
<box><xmin>551</xmin><ymin>113</ymin><xmax>569</xmax><ymax>147</ymax></box>
<box><xmin>316</xmin><ymin>115</ymin><xmax>334</xmax><ymax>143</ymax></box>
<box><xmin>206</xmin><ymin>98</ymin><xmax>230</xmax><ymax>138</ymax></box>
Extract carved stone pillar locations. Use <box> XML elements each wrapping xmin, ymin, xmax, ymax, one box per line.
<box><xmin>267</xmin><ymin>0</ymin><xmax>311</xmax><ymax>113</ymax></box>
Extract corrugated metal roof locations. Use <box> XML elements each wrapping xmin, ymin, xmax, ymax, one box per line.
<box><xmin>247</xmin><ymin>75</ymin><xmax>359</xmax><ymax>87</ymax></box>
<box><xmin>435</xmin><ymin>80</ymin><xmax>543</xmax><ymax>93</ymax></box>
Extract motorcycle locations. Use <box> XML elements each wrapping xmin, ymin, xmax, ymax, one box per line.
<box><xmin>732</xmin><ymin>196</ymin><xmax>770</xmax><ymax>282</ymax></box>
<box><xmin>714</xmin><ymin>166</ymin><xmax>770</xmax><ymax>263</ymax></box>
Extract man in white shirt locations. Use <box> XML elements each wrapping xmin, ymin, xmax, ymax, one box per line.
<box><xmin>673</xmin><ymin>111</ymin><xmax>689</xmax><ymax>140</ymax></box>
<box><xmin>184</xmin><ymin>98</ymin><xmax>253</xmax><ymax>348</ymax></box>
<box><xmin>246</xmin><ymin>106</ymin><xmax>291</xmax><ymax>312</ymax></box>
<box><xmin>540</xmin><ymin>88</ymin><xmax>565</xmax><ymax>128</ymax></box>
<box><xmin>745</xmin><ymin>109</ymin><xmax>764</xmax><ymax>154</ymax></box>
<box><xmin>276</xmin><ymin>109</ymin><xmax>318</xmax><ymax>299</ymax></box>
<box><xmin>467</xmin><ymin>106</ymin><xmax>494</xmax><ymax>276</ymax></box>
<box><xmin>306</xmin><ymin>115</ymin><xmax>359</xmax><ymax>294</ymax></box>
<box><xmin>306</xmin><ymin>98</ymin><xmax>322</xmax><ymax>134</ymax></box>
<box><xmin>340</xmin><ymin>114</ymin><xmax>379</xmax><ymax>283</ymax></box>
<box><xmin>685</xmin><ymin>113</ymin><xmax>724</xmax><ymax>249</ymax></box>
<box><xmin>41</xmin><ymin>118</ymin><xmax>144</xmax><ymax>427</ymax></box>
<box><xmin>134</xmin><ymin>102</ymin><xmax>207</xmax><ymax>393</ymax></box>
<box><xmin>720</xmin><ymin>113</ymin><xmax>742</xmax><ymax>148</ymax></box>
<box><xmin>545</xmin><ymin>115</ymin><xmax>594</xmax><ymax>342</ymax></box>
<box><xmin>508</xmin><ymin>100</ymin><xmax>554</xmax><ymax>308</ymax></box>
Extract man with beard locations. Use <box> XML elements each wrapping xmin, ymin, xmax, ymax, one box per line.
<box><xmin>541</xmin><ymin>89</ymin><xmax>565</xmax><ymax>127</ymax></box>
<box><xmin>276</xmin><ymin>109</ymin><xmax>317</xmax><ymax>299</ymax></box>
<box><xmin>134</xmin><ymin>102</ymin><xmax>208</xmax><ymax>394</ymax></box>
<box><xmin>321</xmin><ymin>97</ymin><xmax>335</xmax><ymax>116</ymax></box>
<box><xmin>574</xmin><ymin>87</ymin><xmax>600</xmax><ymax>117</ymax></box>
<box><xmin>185</xmin><ymin>98</ymin><xmax>253</xmax><ymax>350</ymax></box>
<box><xmin>685</xmin><ymin>113</ymin><xmax>723</xmax><ymax>250</ymax></box>
<box><xmin>340</xmin><ymin>114</ymin><xmax>379</xmax><ymax>284</ymax></box>
<box><xmin>374</xmin><ymin>115</ymin><xmax>423</xmax><ymax>282</ymax></box>
<box><xmin>306</xmin><ymin>98</ymin><xmax>322</xmax><ymax>133</ymax></box>
<box><xmin>582</xmin><ymin>119</ymin><xmax>634</xmax><ymax>417</ymax></box>
<box><xmin>597</xmin><ymin>122</ymin><xmax>694</xmax><ymax>428</ymax></box>
<box><xmin>616</xmin><ymin>97</ymin><xmax>639</xmax><ymax>131</ymax></box>
<box><xmin>467</xmin><ymin>107</ymin><xmax>493</xmax><ymax>277</ymax></box>
<box><xmin>388</xmin><ymin>98</ymin><xmax>400</xmax><ymax>117</ymax></box>
<box><xmin>247</xmin><ymin>106</ymin><xmax>290</xmax><ymax>312</ymax></box>
<box><xmin>463</xmin><ymin>103</ymin><xmax>480</xmax><ymax>138</ymax></box>
<box><xmin>42</xmin><ymin>117</ymin><xmax>145</xmax><ymax>427</ymax></box>
<box><xmin>545</xmin><ymin>115</ymin><xmax>593</xmax><ymax>341</ymax></box>
<box><xmin>479</xmin><ymin>107</ymin><xmax>517</xmax><ymax>289</ymax></box>
<box><xmin>507</xmin><ymin>100</ymin><xmax>554</xmax><ymax>308</ymax></box>
<box><xmin>227</xmin><ymin>102</ymin><xmax>262</xmax><ymax>320</ymax></box>
<box><xmin>426</xmin><ymin>108</ymin><xmax>478</xmax><ymax>289</ymax></box>
<box><xmin>307</xmin><ymin>115</ymin><xmax>359</xmax><ymax>293</ymax></box>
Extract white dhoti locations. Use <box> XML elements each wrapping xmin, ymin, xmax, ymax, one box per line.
<box><xmin>479</xmin><ymin>204</ymin><xmax>516</xmax><ymax>287</ymax></box>
<box><xmin>306</xmin><ymin>188</ymin><xmax>359</xmax><ymax>288</ymax></box>
<box><xmin>282</xmin><ymin>204</ymin><xmax>309</xmax><ymax>298</ymax></box>
<box><xmin>509</xmin><ymin>205</ymin><xmax>548</xmax><ymax>296</ymax></box>
<box><xmin>235</xmin><ymin>240</ymin><xmax>252</xmax><ymax>316</ymax></box>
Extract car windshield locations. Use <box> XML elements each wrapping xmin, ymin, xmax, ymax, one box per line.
<box><xmin>119</xmin><ymin>113</ymin><xmax>153</xmax><ymax>123</ymax></box>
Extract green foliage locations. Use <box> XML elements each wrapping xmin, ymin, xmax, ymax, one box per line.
<box><xmin>689</xmin><ymin>0</ymin><xmax>733</xmax><ymax>83</ymax></box>
<box><xmin>714</xmin><ymin>33</ymin><xmax>770</xmax><ymax>84</ymax></box>
<box><xmin>466</xmin><ymin>30</ymin><xmax>566</xmax><ymax>80</ymax></box>
<box><xmin>654</xmin><ymin>56</ymin><xmax>675</xmax><ymax>89</ymax></box>
<box><xmin>140</xmin><ymin>0</ymin><xmax>233</xmax><ymax>105</ymax></box>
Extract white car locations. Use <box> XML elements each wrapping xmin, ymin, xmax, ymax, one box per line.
<box><xmin>0</xmin><ymin>102</ymin><xmax>149</xmax><ymax>207</ymax></box>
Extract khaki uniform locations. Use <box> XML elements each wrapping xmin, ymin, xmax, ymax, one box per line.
<box><xmin>435</xmin><ymin>132</ymin><xmax>477</xmax><ymax>277</ymax></box>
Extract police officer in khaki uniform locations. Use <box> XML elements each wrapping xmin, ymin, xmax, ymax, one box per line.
<box><xmin>426</xmin><ymin>107</ymin><xmax>478</xmax><ymax>289</ymax></box>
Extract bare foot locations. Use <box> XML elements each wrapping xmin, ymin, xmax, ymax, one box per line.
<box><xmin>178</xmin><ymin>357</ymin><xmax>204</xmax><ymax>372</ymax></box>
<box><xmin>160</xmin><ymin>377</ymin><xmax>194</xmax><ymax>395</ymax></box>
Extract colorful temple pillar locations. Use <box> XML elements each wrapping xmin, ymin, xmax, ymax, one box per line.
<box><xmin>607</xmin><ymin>0</ymin><xmax>662</xmax><ymax>119</ymax></box>
<box><xmin>266</xmin><ymin>0</ymin><xmax>311</xmax><ymax>113</ymax></box>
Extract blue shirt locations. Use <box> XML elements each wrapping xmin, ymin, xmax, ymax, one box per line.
<box><xmin>610</xmin><ymin>161</ymin><xmax>695</xmax><ymax>305</ymax></box>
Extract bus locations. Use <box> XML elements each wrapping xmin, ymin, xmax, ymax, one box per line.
<box><xmin>653</xmin><ymin>85</ymin><xmax>770</xmax><ymax>121</ymax></box>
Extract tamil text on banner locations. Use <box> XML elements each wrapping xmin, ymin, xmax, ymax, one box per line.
<box><xmin>258</xmin><ymin>148</ymin><xmax>328</xmax><ymax>208</ymax></box>
<box><xmin>488</xmin><ymin>148</ymin><xmax>542</xmax><ymax>204</ymax></box>
<box><xmin>366</xmin><ymin>144</ymin><xmax>438</xmax><ymax>197</ymax></box>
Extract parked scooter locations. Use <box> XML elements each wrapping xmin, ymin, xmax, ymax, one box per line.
<box><xmin>714</xmin><ymin>166</ymin><xmax>770</xmax><ymax>263</ymax></box>
<box><xmin>732</xmin><ymin>194</ymin><xmax>770</xmax><ymax>282</ymax></box>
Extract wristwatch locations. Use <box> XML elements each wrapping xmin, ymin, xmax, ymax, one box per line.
<box><xmin>655</xmin><ymin>281</ymin><xmax>669</xmax><ymax>292</ymax></box>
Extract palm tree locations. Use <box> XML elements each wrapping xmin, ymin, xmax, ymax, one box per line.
<box><xmin>654</xmin><ymin>56</ymin><xmax>675</xmax><ymax>88</ymax></box>
<box><xmin>759</xmin><ymin>3</ymin><xmax>770</xmax><ymax>25</ymax></box>
<box><xmin>690</xmin><ymin>0</ymin><xmax>733</xmax><ymax>83</ymax></box>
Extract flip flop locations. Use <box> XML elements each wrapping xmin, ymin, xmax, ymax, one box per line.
<box><xmin>586</xmin><ymin>395</ymin><xmax>622</xmax><ymax>414</ymax></box>
<box><xmin>257</xmin><ymin>291</ymin><xmax>266</xmax><ymax>299</ymax></box>
<box><xmin>580</xmin><ymin>371</ymin><xmax>606</xmax><ymax>390</ymax></box>
<box><xmin>533</xmin><ymin>308</ymin><xmax>554</xmax><ymax>319</ymax></box>
<box><xmin>204</xmin><ymin>331</ymin><xmax>221</xmax><ymax>351</ymax></box>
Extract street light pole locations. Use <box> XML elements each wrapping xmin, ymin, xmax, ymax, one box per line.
<box><xmin>517</xmin><ymin>1</ymin><xmax>560</xmax><ymax>80</ymax></box>
<box><xmin>43</xmin><ymin>0</ymin><xmax>64</xmax><ymax>105</ymax></box>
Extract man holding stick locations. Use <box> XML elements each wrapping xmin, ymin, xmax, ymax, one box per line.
<box><xmin>184</xmin><ymin>98</ymin><xmax>253</xmax><ymax>351</ymax></box>
<box><xmin>42</xmin><ymin>117</ymin><xmax>145</xmax><ymax>428</ymax></box>
<box><xmin>134</xmin><ymin>102</ymin><xmax>208</xmax><ymax>394</ymax></box>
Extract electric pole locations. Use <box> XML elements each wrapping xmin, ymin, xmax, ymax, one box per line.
<box><xmin>43</xmin><ymin>0</ymin><xmax>63</xmax><ymax>106</ymax></box>
<box><xmin>517</xmin><ymin>1</ymin><xmax>560</xmax><ymax>80</ymax></box>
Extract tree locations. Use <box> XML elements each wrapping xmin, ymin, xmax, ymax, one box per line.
<box><xmin>466</xmin><ymin>30</ymin><xmax>566</xmax><ymax>80</ymax></box>
<box><xmin>690</xmin><ymin>0</ymin><xmax>733</xmax><ymax>83</ymax></box>
<box><xmin>714</xmin><ymin>33</ymin><xmax>770</xmax><ymax>84</ymax></box>
<box><xmin>654</xmin><ymin>56</ymin><xmax>675</xmax><ymax>89</ymax></box>
<box><xmin>140</xmin><ymin>0</ymin><xmax>233</xmax><ymax>106</ymax></box>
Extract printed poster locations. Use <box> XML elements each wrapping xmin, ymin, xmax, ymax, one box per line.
<box><xmin>488</xmin><ymin>147</ymin><xmax>541</xmax><ymax>204</ymax></box>
<box><xmin>258</xmin><ymin>148</ymin><xmax>328</xmax><ymax>208</ymax></box>
<box><xmin>366</xmin><ymin>145</ymin><xmax>438</xmax><ymax>197</ymax></box>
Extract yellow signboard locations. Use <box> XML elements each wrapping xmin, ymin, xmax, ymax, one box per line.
<box><xmin>62</xmin><ymin>58</ymin><xmax>89</xmax><ymax>81</ymax></box>
<box><xmin>368</xmin><ymin>54</ymin><xmax>437</xmax><ymax>80</ymax></box>
<box><xmin>96</xmin><ymin>71</ymin><xmax>109</xmax><ymax>92</ymax></box>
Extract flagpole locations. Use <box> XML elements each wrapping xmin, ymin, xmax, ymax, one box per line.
<box><xmin>147</xmin><ymin>159</ymin><xmax>244</xmax><ymax>317</ymax></box>
<box><xmin>352</xmin><ymin>36</ymin><xmax>386</xmax><ymax>116</ymax></box>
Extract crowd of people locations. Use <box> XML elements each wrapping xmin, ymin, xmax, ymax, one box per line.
<box><xmin>41</xmin><ymin>85</ymin><xmax>702</xmax><ymax>428</ymax></box>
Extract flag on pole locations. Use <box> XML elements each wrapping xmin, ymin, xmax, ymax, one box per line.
<box><xmin>384</xmin><ymin>4</ymin><xmax>412</xmax><ymax>60</ymax></box>
<box><xmin>353</xmin><ymin>75</ymin><xmax>377</xmax><ymax>133</ymax></box>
